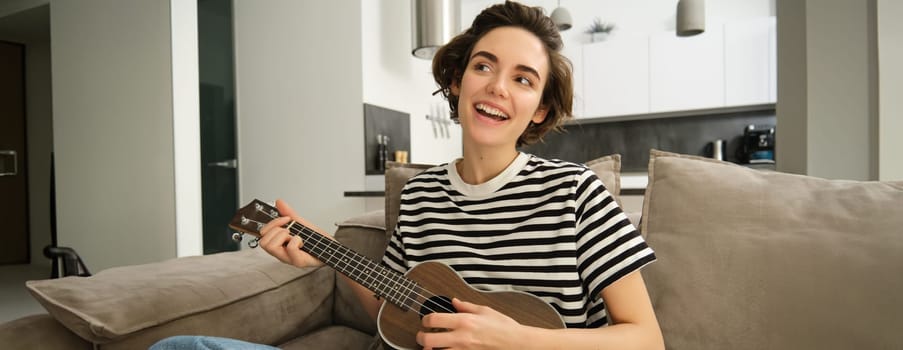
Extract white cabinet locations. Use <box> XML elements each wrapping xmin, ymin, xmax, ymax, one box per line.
<box><xmin>724</xmin><ymin>17</ymin><xmax>776</xmax><ymax>106</ymax></box>
<box><xmin>576</xmin><ymin>17</ymin><xmax>775</xmax><ymax>119</ymax></box>
<box><xmin>768</xmin><ymin>19</ymin><xmax>777</xmax><ymax>102</ymax></box>
<box><xmin>649</xmin><ymin>28</ymin><xmax>725</xmax><ymax>113</ymax></box>
<box><xmin>582</xmin><ymin>35</ymin><xmax>650</xmax><ymax>118</ymax></box>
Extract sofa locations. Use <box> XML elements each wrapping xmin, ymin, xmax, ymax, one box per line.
<box><xmin>2</xmin><ymin>150</ymin><xmax>901</xmax><ymax>349</ymax></box>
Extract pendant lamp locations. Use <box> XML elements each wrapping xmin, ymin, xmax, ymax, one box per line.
<box><xmin>411</xmin><ymin>0</ymin><xmax>460</xmax><ymax>59</ymax></box>
<box><xmin>677</xmin><ymin>0</ymin><xmax>705</xmax><ymax>36</ymax></box>
<box><xmin>550</xmin><ymin>1</ymin><xmax>572</xmax><ymax>32</ymax></box>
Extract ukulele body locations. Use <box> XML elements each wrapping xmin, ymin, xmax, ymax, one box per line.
<box><xmin>377</xmin><ymin>261</ymin><xmax>565</xmax><ymax>350</ymax></box>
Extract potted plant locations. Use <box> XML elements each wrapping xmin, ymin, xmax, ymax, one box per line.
<box><xmin>586</xmin><ymin>18</ymin><xmax>615</xmax><ymax>42</ymax></box>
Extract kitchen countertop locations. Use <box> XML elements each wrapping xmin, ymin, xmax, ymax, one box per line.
<box><xmin>621</xmin><ymin>173</ymin><xmax>648</xmax><ymax>189</ymax></box>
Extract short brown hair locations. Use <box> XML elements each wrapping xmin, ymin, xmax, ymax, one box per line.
<box><xmin>432</xmin><ymin>1</ymin><xmax>574</xmax><ymax>147</ymax></box>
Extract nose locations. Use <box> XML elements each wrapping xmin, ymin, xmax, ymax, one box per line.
<box><xmin>486</xmin><ymin>75</ymin><xmax>509</xmax><ymax>99</ymax></box>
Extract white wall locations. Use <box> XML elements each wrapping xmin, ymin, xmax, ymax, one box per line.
<box><xmin>170</xmin><ymin>0</ymin><xmax>203</xmax><ymax>257</ymax></box>
<box><xmin>776</xmin><ymin>0</ymin><xmax>900</xmax><ymax>180</ymax></box>
<box><xmin>877</xmin><ymin>0</ymin><xmax>903</xmax><ymax>181</ymax></box>
<box><xmin>806</xmin><ymin>1</ymin><xmax>873</xmax><ymax>180</ymax></box>
<box><xmin>774</xmin><ymin>1</ymin><xmax>806</xmax><ymax>176</ymax></box>
<box><xmin>234</xmin><ymin>1</ymin><xmax>365</xmax><ymax>231</ymax></box>
<box><xmin>51</xmin><ymin>0</ymin><xmax>201</xmax><ymax>270</ymax></box>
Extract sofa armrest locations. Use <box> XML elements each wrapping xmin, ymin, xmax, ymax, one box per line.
<box><xmin>25</xmin><ymin>249</ymin><xmax>336</xmax><ymax>349</ymax></box>
<box><xmin>0</xmin><ymin>314</ymin><xmax>91</xmax><ymax>350</ymax></box>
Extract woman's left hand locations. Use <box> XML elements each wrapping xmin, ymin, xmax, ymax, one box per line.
<box><xmin>416</xmin><ymin>298</ymin><xmax>526</xmax><ymax>350</ymax></box>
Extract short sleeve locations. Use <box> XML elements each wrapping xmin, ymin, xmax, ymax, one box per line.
<box><xmin>573</xmin><ymin>169</ymin><xmax>656</xmax><ymax>299</ymax></box>
<box><xmin>381</xmin><ymin>224</ymin><xmax>408</xmax><ymax>275</ymax></box>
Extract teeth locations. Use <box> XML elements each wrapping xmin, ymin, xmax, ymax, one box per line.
<box><xmin>475</xmin><ymin>103</ymin><xmax>508</xmax><ymax>120</ymax></box>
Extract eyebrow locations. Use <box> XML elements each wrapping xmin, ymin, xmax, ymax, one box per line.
<box><xmin>470</xmin><ymin>51</ymin><xmax>542</xmax><ymax>83</ymax></box>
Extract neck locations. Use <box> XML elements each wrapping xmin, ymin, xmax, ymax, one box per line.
<box><xmin>457</xmin><ymin>144</ymin><xmax>520</xmax><ymax>185</ymax></box>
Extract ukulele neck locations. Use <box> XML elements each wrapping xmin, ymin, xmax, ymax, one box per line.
<box><xmin>287</xmin><ymin>221</ymin><xmax>416</xmax><ymax>309</ymax></box>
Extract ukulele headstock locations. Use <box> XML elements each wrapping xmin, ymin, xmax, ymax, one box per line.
<box><xmin>228</xmin><ymin>199</ymin><xmax>280</xmax><ymax>247</ymax></box>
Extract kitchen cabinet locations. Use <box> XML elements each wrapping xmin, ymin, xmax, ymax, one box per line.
<box><xmin>724</xmin><ymin>17</ymin><xmax>776</xmax><ymax>106</ymax></box>
<box><xmin>649</xmin><ymin>28</ymin><xmax>725</xmax><ymax>113</ymax></box>
<box><xmin>582</xmin><ymin>34</ymin><xmax>650</xmax><ymax>118</ymax></box>
<box><xmin>768</xmin><ymin>19</ymin><xmax>777</xmax><ymax>102</ymax></box>
<box><xmin>576</xmin><ymin>17</ymin><xmax>776</xmax><ymax>120</ymax></box>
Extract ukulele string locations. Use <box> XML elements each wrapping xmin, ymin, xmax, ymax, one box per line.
<box><xmin>252</xmin><ymin>209</ymin><xmax>454</xmax><ymax>315</ymax></box>
<box><xmin>287</xmin><ymin>223</ymin><xmax>454</xmax><ymax>315</ymax></box>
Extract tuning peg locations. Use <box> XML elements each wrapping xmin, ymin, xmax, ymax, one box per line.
<box><xmin>248</xmin><ymin>238</ymin><xmax>260</xmax><ymax>249</ymax></box>
<box><xmin>231</xmin><ymin>232</ymin><xmax>243</xmax><ymax>242</ymax></box>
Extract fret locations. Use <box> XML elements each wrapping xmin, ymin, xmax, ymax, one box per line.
<box><xmin>231</xmin><ymin>200</ymin><xmax>420</xmax><ymax>310</ymax></box>
<box><xmin>290</xmin><ymin>223</ymin><xmax>414</xmax><ymax>309</ymax></box>
<box><xmin>400</xmin><ymin>276</ymin><xmax>417</xmax><ymax>310</ymax></box>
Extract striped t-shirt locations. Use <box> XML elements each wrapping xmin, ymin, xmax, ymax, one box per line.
<box><xmin>381</xmin><ymin>152</ymin><xmax>656</xmax><ymax>328</ymax></box>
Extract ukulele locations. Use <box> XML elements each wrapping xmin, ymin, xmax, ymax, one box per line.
<box><xmin>229</xmin><ymin>199</ymin><xmax>564</xmax><ymax>350</ymax></box>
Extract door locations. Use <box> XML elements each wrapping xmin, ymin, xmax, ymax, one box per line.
<box><xmin>0</xmin><ymin>41</ymin><xmax>29</xmax><ymax>264</ymax></box>
<box><xmin>199</xmin><ymin>0</ymin><xmax>239</xmax><ymax>254</ymax></box>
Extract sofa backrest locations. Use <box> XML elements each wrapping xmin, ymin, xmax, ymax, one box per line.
<box><xmin>640</xmin><ymin>150</ymin><xmax>903</xmax><ymax>349</ymax></box>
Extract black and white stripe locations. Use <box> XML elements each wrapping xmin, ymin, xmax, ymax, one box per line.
<box><xmin>382</xmin><ymin>153</ymin><xmax>655</xmax><ymax>328</ymax></box>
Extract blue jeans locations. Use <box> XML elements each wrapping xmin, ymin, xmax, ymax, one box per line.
<box><xmin>149</xmin><ymin>336</ymin><xmax>280</xmax><ymax>350</ymax></box>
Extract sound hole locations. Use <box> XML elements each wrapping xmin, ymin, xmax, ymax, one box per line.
<box><xmin>419</xmin><ymin>295</ymin><xmax>455</xmax><ymax>319</ymax></box>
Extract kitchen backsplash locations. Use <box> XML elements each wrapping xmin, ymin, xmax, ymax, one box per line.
<box><xmin>522</xmin><ymin>108</ymin><xmax>776</xmax><ymax>172</ymax></box>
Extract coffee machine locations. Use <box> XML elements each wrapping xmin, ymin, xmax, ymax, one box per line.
<box><xmin>738</xmin><ymin>124</ymin><xmax>775</xmax><ymax>164</ymax></box>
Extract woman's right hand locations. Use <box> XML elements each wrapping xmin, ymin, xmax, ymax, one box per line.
<box><xmin>258</xmin><ymin>199</ymin><xmax>330</xmax><ymax>269</ymax></box>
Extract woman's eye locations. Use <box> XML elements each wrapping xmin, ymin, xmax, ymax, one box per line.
<box><xmin>474</xmin><ymin>63</ymin><xmax>490</xmax><ymax>72</ymax></box>
<box><xmin>515</xmin><ymin>76</ymin><xmax>532</xmax><ymax>86</ymax></box>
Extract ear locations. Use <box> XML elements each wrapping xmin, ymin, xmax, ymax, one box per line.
<box><xmin>532</xmin><ymin>105</ymin><xmax>549</xmax><ymax>124</ymax></box>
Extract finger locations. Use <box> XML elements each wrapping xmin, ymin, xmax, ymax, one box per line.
<box><xmin>275</xmin><ymin>199</ymin><xmax>300</xmax><ymax>218</ymax></box>
<box><xmin>416</xmin><ymin>329</ymin><xmax>457</xmax><ymax>350</ymax></box>
<box><xmin>421</xmin><ymin>311</ymin><xmax>458</xmax><ymax>330</ymax></box>
<box><xmin>258</xmin><ymin>220</ymin><xmax>291</xmax><ymax>248</ymax></box>
<box><xmin>259</xmin><ymin>228</ymin><xmax>293</xmax><ymax>263</ymax></box>
<box><xmin>260</xmin><ymin>216</ymin><xmax>293</xmax><ymax>238</ymax></box>
<box><xmin>452</xmin><ymin>297</ymin><xmax>484</xmax><ymax>314</ymax></box>
<box><xmin>284</xmin><ymin>235</ymin><xmax>308</xmax><ymax>265</ymax></box>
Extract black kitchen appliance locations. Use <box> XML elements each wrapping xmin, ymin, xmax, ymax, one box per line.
<box><xmin>738</xmin><ymin>124</ymin><xmax>775</xmax><ymax>164</ymax></box>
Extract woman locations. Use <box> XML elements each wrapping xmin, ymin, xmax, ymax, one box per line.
<box><xmin>153</xmin><ymin>2</ymin><xmax>663</xmax><ymax>349</ymax></box>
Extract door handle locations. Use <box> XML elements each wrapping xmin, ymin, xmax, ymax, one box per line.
<box><xmin>207</xmin><ymin>159</ymin><xmax>238</xmax><ymax>169</ymax></box>
<box><xmin>0</xmin><ymin>150</ymin><xmax>17</xmax><ymax>176</ymax></box>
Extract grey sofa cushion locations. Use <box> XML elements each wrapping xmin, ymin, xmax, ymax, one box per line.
<box><xmin>26</xmin><ymin>249</ymin><xmax>334</xmax><ymax>348</ymax></box>
<box><xmin>0</xmin><ymin>314</ymin><xmax>91</xmax><ymax>350</ymax></box>
<box><xmin>641</xmin><ymin>149</ymin><xmax>903</xmax><ymax>350</ymax></box>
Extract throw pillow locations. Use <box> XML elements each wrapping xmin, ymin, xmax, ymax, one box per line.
<box><xmin>641</xmin><ymin>149</ymin><xmax>903</xmax><ymax>349</ymax></box>
<box><xmin>26</xmin><ymin>249</ymin><xmax>334</xmax><ymax>346</ymax></box>
<box><xmin>584</xmin><ymin>154</ymin><xmax>622</xmax><ymax>203</ymax></box>
<box><xmin>384</xmin><ymin>161</ymin><xmax>433</xmax><ymax>237</ymax></box>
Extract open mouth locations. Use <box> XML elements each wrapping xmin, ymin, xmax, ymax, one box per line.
<box><xmin>475</xmin><ymin>103</ymin><xmax>509</xmax><ymax>122</ymax></box>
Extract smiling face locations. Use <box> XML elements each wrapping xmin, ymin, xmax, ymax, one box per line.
<box><xmin>451</xmin><ymin>26</ymin><xmax>550</xmax><ymax>152</ymax></box>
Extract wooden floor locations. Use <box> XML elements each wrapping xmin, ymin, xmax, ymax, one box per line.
<box><xmin>0</xmin><ymin>263</ymin><xmax>50</xmax><ymax>323</ymax></box>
